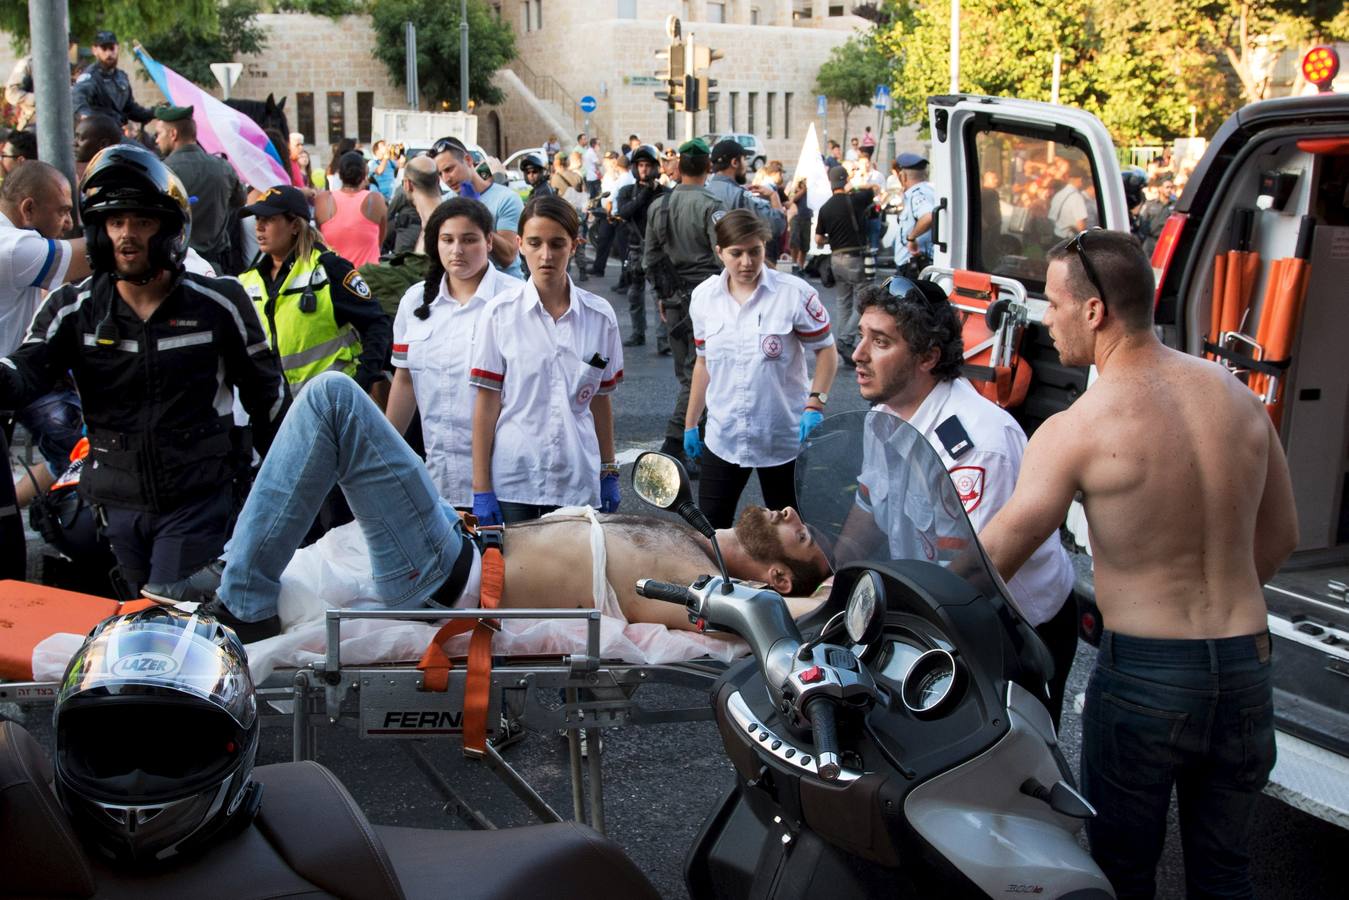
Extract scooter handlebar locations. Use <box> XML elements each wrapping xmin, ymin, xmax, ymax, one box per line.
<box><xmin>805</xmin><ymin>697</ymin><xmax>842</xmax><ymax>781</ymax></box>
<box><xmin>634</xmin><ymin>579</ymin><xmax>697</xmax><ymax>608</ymax></box>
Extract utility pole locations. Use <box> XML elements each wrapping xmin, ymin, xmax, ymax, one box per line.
<box><xmin>683</xmin><ymin>31</ymin><xmax>696</xmax><ymax>142</ymax></box>
<box><xmin>405</xmin><ymin>21</ymin><xmax>419</xmax><ymax>109</ymax></box>
<box><xmin>29</xmin><ymin>0</ymin><xmax>77</xmax><ymax>204</ymax></box>
<box><xmin>459</xmin><ymin>0</ymin><xmax>469</xmax><ymax>113</ymax></box>
<box><xmin>949</xmin><ymin>0</ymin><xmax>960</xmax><ymax>93</ymax></box>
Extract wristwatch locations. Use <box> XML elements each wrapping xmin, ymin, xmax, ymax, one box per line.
<box><xmin>809</xmin><ymin>391</ymin><xmax>829</xmax><ymax>405</ymax></box>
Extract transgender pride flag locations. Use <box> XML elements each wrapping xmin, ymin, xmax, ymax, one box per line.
<box><xmin>134</xmin><ymin>46</ymin><xmax>289</xmax><ymax>189</ymax></box>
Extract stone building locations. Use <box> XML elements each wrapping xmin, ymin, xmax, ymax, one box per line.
<box><xmin>4</xmin><ymin>3</ymin><xmax>879</xmax><ymax>165</ymax></box>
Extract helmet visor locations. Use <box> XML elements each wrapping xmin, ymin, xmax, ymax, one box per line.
<box><xmin>57</xmin><ymin>610</ymin><xmax>256</xmax><ymax>730</ymax></box>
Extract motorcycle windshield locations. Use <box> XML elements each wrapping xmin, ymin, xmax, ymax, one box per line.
<box><xmin>795</xmin><ymin>408</ymin><xmax>1023</xmax><ymax>617</ymax></box>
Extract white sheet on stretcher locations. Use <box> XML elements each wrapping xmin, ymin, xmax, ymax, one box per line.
<box><xmin>32</xmin><ymin>514</ymin><xmax>748</xmax><ymax>684</ymax></box>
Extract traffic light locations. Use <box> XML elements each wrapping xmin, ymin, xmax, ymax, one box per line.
<box><xmin>695</xmin><ymin>76</ymin><xmax>717</xmax><ymax>111</ymax></box>
<box><xmin>654</xmin><ymin>42</ymin><xmax>687</xmax><ymax>111</ymax></box>
<box><xmin>693</xmin><ymin>45</ymin><xmax>723</xmax><ymax>72</ymax></box>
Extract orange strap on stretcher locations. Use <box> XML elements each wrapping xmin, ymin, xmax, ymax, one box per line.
<box><xmin>950</xmin><ymin>269</ymin><xmax>1031</xmax><ymax>408</ymax></box>
<box><xmin>415</xmin><ymin>522</ymin><xmax>505</xmax><ymax>757</ymax></box>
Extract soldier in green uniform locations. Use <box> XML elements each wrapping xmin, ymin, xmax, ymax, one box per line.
<box><xmin>154</xmin><ymin>104</ymin><xmax>245</xmax><ymax>274</ymax></box>
<box><xmin>642</xmin><ymin>138</ymin><xmax>727</xmax><ymax>470</ymax></box>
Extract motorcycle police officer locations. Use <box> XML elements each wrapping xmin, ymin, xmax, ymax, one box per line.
<box><xmin>71</xmin><ymin>32</ymin><xmax>153</xmax><ymax>127</ymax></box>
<box><xmin>893</xmin><ymin>153</ymin><xmax>937</xmax><ymax>278</ymax></box>
<box><xmin>642</xmin><ymin>138</ymin><xmax>727</xmax><ymax>467</ymax></box>
<box><xmin>615</xmin><ymin>144</ymin><xmax>667</xmax><ymax>349</ymax></box>
<box><xmin>237</xmin><ymin>185</ymin><xmax>391</xmax><ymax>397</ymax></box>
<box><xmin>0</xmin><ymin>144</ymin><xmax>288</xmax><ymax>594</ymax></box>
<box><xmin>520</xmin><ymin>152</ymin><xmax>555</xmax><ymax>200</ymax></box>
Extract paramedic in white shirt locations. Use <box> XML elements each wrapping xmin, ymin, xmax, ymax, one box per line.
<box><xmin>683</xmin><ymin>209</ymin><xmax>839</xmax><ymax>529</ymax></box>
<box><xmin>470</xmin><ymin>195</ymin><xmax>623</xmax><ymax>525</ymax></box>
<box><xmin>387</xmin><ymin>198</ymin><xmax>512</xmax><ymax>508</ymax></box>
<box><xmin>848</xmin><ymin>277</ymin><xmax>1078</xmax><ymax>726</ymax></box>
<box><xmin>0</xmin><ymin>162</ymin><xmax>91</xmax><ymax>498</ymax></box>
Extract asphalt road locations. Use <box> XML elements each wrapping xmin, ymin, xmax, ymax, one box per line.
<box><xmin>6</xmin><ymin>259</ymin><xmax>1348</xmax><ymax>898</ymax></box>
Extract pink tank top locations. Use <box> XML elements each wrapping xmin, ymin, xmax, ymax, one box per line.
<box><xmin>320</xmin><ymin>189</ymin><xmax>381</xmax><ymax>268</ymax></box>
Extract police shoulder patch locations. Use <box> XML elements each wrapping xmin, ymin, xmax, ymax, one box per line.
<box><xmin>343</xmin><ymin>270</ymin><xmax>373</xmax><ymax>300</ymax></box>
<box><xmin>75</xmin><ymin>72</ymin><xmax>90</xmax><ymax>83</ymax></box>
<box><xmin>711</xmin><ymin>209</ymin><xmax>727</xmax><ymax>224</ymax></box>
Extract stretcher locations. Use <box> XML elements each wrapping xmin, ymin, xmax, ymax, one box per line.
<box><xmin>0</xmin><ymin>579</ymin><xmax>733</xmax><ymax>835</ymax></box>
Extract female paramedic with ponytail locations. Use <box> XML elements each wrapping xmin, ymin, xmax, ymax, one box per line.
<box><xmin>237</xmin><ymin>185</ymin><xmax>391</xmax><ymax>401</ymax></box>
<box><xmin>470</xmin><ymin>194</ymin><xmax>623</xmax><ymax>525</ymax></box>
<box><xmin>684</xmin><ymin>209</ymin><xmax>839</xmax><ymax>528</ymax></box>
<box><xmin>385</xmin><ymin>198</ymin><xmax>513</xmax><ymax>508</ymax></box>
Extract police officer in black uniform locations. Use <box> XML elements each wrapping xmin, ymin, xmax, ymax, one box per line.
<box><xmin>71</xmin><ymin>31</ymin><xmax>153</xmax><ymax>127</ymax></box>
<box><xmin>0</xmin><ymin>143</ymin><xmax>288</xmax><ymax>595</ymax></box>
<box><xmin>614</xmin><ymin>144</ymin><xmax>666</xmax><ymax>349</ymax></box>
<box><xmin>520</xmin><ymin>152</ymin><xmax>555</xmax><ymax>200</ymax></box>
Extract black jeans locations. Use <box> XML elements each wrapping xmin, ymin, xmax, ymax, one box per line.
<box><xmin>697</xmin><ymin>447</ymin><xmax>797</xmax><ymax>530</ymax></box>
<box><xmin>1081</xmin><ymin>631</ymin><xmax>1275</xmax><ymax>900</ymax></box>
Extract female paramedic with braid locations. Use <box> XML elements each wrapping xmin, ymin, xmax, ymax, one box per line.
<box><xmin>385</xmin><ymin>198</ymin><xmax>514</xmax><ymax>508</ymax></box>
<box><xmin>470</xmin><ymin>194</ymin><xmax>623</xmax><ymax>525</ymax></box>
<box><xmin>683</xmin><ymin>209</ymin><xmax>839</xmax><ymax>528</ymax></box>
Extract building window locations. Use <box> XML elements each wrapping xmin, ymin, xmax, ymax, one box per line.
<box><xmin>766</xmin><ymin>91</ymin><xmax>775</xmax><ymax>138</ymax></box>
<box><xmin>296</xmin><ymin>92</ymin><xmax>315</xmax><ymax>145</ymax></box>
<box><xmin>534</xmin><ymin>0</ymin><xmax>541</xmax><ymax>28</ymax></box>
<box><xmin>729</xmin><ymin>92</ymin><xmax>738</xmax><ymax>132</ymax></box>
<box><xmin>828</xmin><ymin>4</ymin><xmax>845</xmax><ymax>15</ymax></box>
<box><xmin>751</xmin><ymin>7</ymin><xmax>760</xmax><ymax>25</ymax></box>
<box><xmin>707</xmin><ymin>2</ymin><xmax>725</xmax><ymax>24</ymax></box>
<box><xmin>522</xmin><ymin>1</ymin><xmax>530</xmax><ymax>31</ymax></box>
<box><xmin>357</xmin><ymin>91</ymin><xmax>374</xmax><ymax>143</ymax></box>
<box><xmin>748</xmin><ymin>92</ymin><xmax>757</xmax><ymax>136</ymax></box>
<box><xmin>326</xmin><ymin>91</ymin><xmax>345</xmax><ymax>145</ymax></box>
<box><xmin>667</xmin><ymin>108</ymin><xmax>676</xmax><ymax>142</ymax></box>
<box><xmin>617</xmin><ymin>0</ymin><xmax>636</xmax><ymax>17</ymax></box>
<box><xmin>783</xmin><ymin>91</ymin><xmax>792</xmax><ymax>139</ymax></box>
<box><xmin>708</xmin><ymin>91</ymin><xmax>718</xmax><ymax>134</ymax></box>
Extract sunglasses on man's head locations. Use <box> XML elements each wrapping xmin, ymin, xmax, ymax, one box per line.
<box><xmin>1068</xmin><ymin>227</ymin><xmax>1109</xmax><ymax>312</ymax></box>
<box><xmin>880</xmin><ymin>275</ymin><xmax>943</xmax><ymax>307</ymax></box>
<box><xmin>430</xmin><ymin>138</ymin><xmax>465</xmax><ymax>157</ymax></box>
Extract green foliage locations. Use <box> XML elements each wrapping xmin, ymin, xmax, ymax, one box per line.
<box><xmin>271</xmin><ymin>0</ymin><xmax>366</xmax><ymax>15</ymax></box>
<box><xmin>815</xmin><ymin>36</ymin><xmax>892</xmax><ymax>141</ymax></box>
<box><xmin>1</xmin><ymin>0</ymin><xmax>220</xmax><ymax>54</ymax></box>
<box><xmin>145</xmin><ymin>1</ymin><xmax>267</xmax><ymax>87</ymax></box>
<box><xmin>872</xmin><ymin>0</ymin><xmax>1344</xmax><ymax>144</ymax></box>
<box><xmin>368</xmin><ymin>0</ymin><xmax>516</xmax><ymax>109</ymax></box>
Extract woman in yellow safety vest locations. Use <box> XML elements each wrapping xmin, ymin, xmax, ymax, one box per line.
<box><xmin>238</xmin><ymin>185</ymin><xmax>391</xmax><ymax>399</ymax></box>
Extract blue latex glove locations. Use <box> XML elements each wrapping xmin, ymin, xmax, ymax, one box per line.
<box><xmin>683</xmin><ymin>426</ymin><xmax>703</xmax><ymax>460</ymax></box>
<box><xmin>472</xmin><ymin>491</ymin><xmax>502</xmax><ymax>526</ymax></box>
<box><xmin>799</xmin><ymin>409</ymin><xmax>825</xmax><ymax>443</ymax></box>
<box><xmin>600</xmin><ymin>473</ymin><xmax>621</xmax><ymax>513</ymax></box>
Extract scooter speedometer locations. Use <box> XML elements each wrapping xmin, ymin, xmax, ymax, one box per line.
<box><xmin>900</xmin><ymin>648</ymin><xmax>963</xmax><ymax>718</ymax></box>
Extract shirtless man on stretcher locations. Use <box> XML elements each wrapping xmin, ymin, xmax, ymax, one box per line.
<box><xmin>144</xmin><ymin>372</ymin><xmax>831</xmax><ymax>643</ymax></box>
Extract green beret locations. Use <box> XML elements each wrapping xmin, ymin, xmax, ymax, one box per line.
<box><xmin>153</xmin><ymin>104</ymin><xmax>194</xmax><ymax>122</ymax></box>
<box><xmin>677</xmin><ymin>137</ymin><xmax>710</xmax><ymax>157</ymax></box>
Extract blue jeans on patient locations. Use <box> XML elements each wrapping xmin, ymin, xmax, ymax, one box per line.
<box><xmin>221</xmin><ymin>372</ymin><xmax>464</xmax><ymax>623</ymax></box>
<box><xmin>1081</xmin><ymin>631</ymin><xmax>1275</xmax><ymax>900</ymax></box>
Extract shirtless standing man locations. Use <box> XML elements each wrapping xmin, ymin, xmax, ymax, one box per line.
<box><xmin>147</xmin><ymin>372</ymin><xmax>830</xmax><ymax>642</ymax></box>
<box><xmin>979</xmin><ymin>230</ymin><xmax>1298</xmax><ymax>899</ymax></box>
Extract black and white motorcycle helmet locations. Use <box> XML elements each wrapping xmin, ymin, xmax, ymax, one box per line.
<box><xmin>79</xmin><ymin>142</ymin><xmax>193</xmax><ymax>277</ymax></box>
<box><xmin>53</xmin><ymin>607</ymin><xmax>262</xmax><ymax>865</ymax></box>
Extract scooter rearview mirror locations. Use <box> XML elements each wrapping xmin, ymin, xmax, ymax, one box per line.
<box><xmin>632</xmin><ymin>451</ymin><xmax>734</xmax><ymax>592</ymax></box>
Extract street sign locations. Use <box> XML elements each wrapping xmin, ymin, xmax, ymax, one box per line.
<box><xmin>873</xmin><ymin>84</ymin><xmax>891</xmax><ymax>111</ymax></box>
<box><xmin>817</xmin><ymin>94</ymin><xmax>827</xmax><ymax>116</ymax></box>
<box><xmin>210</xmin><ymin>62</ymin><xmax>243</xmax><ymax>101</ymax></box>
<box><xmin>579</xmin><ymin>95</ymin><xmax>598</xmax><ymax>113</ymax></box>
<box><xmin>626</xmin><ymin>75</ymin><xmax>662</xmax><ymax>87</ymax></box>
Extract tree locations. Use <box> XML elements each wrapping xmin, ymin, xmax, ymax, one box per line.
<box><xmin>815</xmin><ymin>36</ymin><xmax>891</xmax><ymax>145</ymax></box>
<box><xmin>0</xmin><ymin>1</ymin><xmax>219</xmax><ymax>54</ymax></box>
<box><xmin>368</xmin><ymin>0</ymin><xmax>516</xmax><ymax>110</ymax></box>
<box><xmin>145</xmin><ymin>1</ymin><xmax>267</xmax><ymax>87</ymax></box>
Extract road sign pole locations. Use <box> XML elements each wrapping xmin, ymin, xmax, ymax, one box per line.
<box><xmin>683</xmin><ymin>32</ymin><xmax>696</xmax><ymax>142</ymax></box>
<box><xmin>29</xmin><ymin>0</ymin><xmax>75</xmax><ymax>208</ymax></box>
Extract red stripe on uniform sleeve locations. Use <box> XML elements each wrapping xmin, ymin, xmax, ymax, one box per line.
<box><xmin>795</xmin><ymin>324</ymin><xmax>831</xmax><ymax>339</ymax></box>
<box><xmin>469</xmin><ymin>368</ymin><xmax>504</xmax><ymax>383</ymax></box>
<box><xmin>694</xmin><ymin>338</ymin><xmax>705</xmax><ymax>347</ymax></box>
<box><xmin>392</xmin><ymin>343</ymin><xmax>409</xmax><ymax>353</ymax></box>
<box><xmin>600</xmin><ymin>369</ymin><xmax>624</xmax><ymax>389</ymax></box>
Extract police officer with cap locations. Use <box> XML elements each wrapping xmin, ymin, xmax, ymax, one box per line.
<box><xmin>71</xmin><ymin>31</ymin><xmax>154</xmax><ymax>127</ymax></box>
<box><xmin>705</xmin><ymin>138</ymin><xmax>785</xmax><ymax>237</ymax></box>
<box><xmin>236</xmin><ymin>185</ymin><xmax>391</xmax><ymax>397</ymax></box>
<box><xmin>894</xmin><ymin>152</ymin><xmax>937</xmax><ymax>277</ymax></box>
<box><xmin>154</xmin><ymin>104</ymin><xmax>245</xmax><ymax>274</ymax></box>
<box><xmin>0</xmin><ymin>143</ymin><xmax>288</xmax><ymax>596</ymax></box>
<box><xmin>642</xmin><ymin>137</ymin><xmax>727</xmax><ymax>468</ymax></box>
<box><xmin>615</xmin><ymin>144</ymin><xmax>667</xmax><ymax>349</ymax></box>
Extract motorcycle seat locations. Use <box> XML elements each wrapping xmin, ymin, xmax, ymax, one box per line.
<box><xmin>0</xmin><ymin>719</ymin><xmax>658</xmax><ymax>900</ymax></box>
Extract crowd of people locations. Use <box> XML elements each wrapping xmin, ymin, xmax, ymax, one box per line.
<box><xmin>0</xmin><ymin>27</ymin><xmax>1299</xmax><ymax>900</ymax></box>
